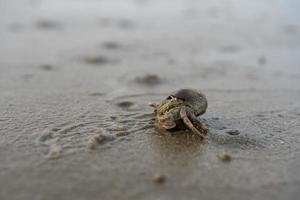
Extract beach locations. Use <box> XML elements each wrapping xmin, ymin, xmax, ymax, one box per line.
<box><xmin>1</xmin><ymin>0</ymin><xmax>300</xmax><ymax>199</ymax></box>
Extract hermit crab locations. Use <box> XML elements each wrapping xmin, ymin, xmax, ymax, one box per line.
<box><xmin>149</xmin><ymin>89</ymin><xmax>208</xmax><ymax>138</ymax></box>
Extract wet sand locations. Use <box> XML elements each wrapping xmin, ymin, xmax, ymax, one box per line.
<box><xmin>1</xmin><ymin>0</ymin><xmax>300</xmax><ymax>199</ymax></box>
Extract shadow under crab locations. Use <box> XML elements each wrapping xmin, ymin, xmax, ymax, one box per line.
<box><xmin>150</xmin><ymin>89</ymin><xmax>208</xmax><ymax>139</ymax></box>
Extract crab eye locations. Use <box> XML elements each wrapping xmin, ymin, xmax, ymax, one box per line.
<box><xmin>166</xmin><ymin>95</ymin><xmax>184</xmax><ymax>101</ymax></box>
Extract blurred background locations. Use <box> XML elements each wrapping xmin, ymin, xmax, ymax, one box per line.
<box><xmin>1</xmin><ymin>0</ymin><xmax>300</xmax><ymax>94</ymax></box>
<box><xmin>1</xmin><ymin>0</ymin><xmax>300</xmax><ymax>200</ymax></box>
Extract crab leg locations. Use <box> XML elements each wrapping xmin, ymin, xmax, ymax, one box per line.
<box><xmin>180</xmin><ymin>106</ymin><xmax>207</xmax><ymax>138</ymax></box>
<box><xmin>148</xmin><ymin>102</ymin><xmax>157</xmax><ymax>108</ymax></box>
<box><xmin>186</xmin><ymin>109</ymin><xmax>208</xmax><ymax>136</ymax></box>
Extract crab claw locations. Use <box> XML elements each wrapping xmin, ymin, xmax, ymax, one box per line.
<box><xmin>157</xmin><ymin>114</ymin><xmax>177</xmax><ymax>130</ymax></box>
